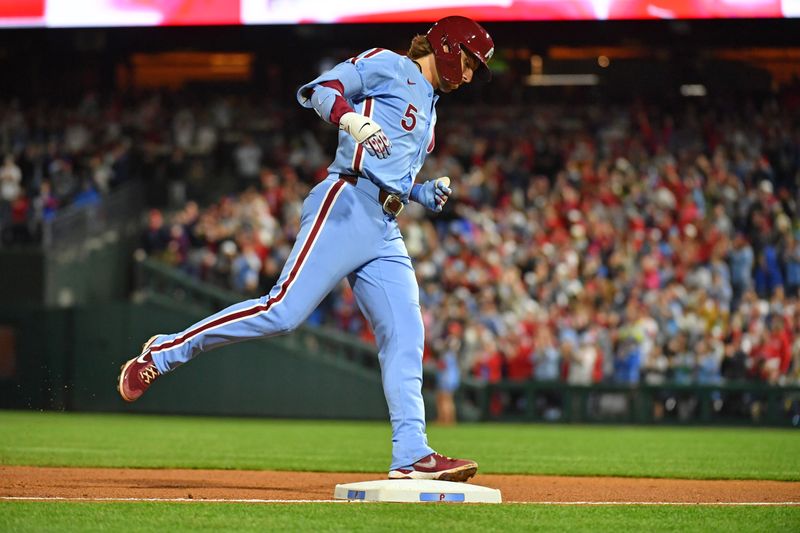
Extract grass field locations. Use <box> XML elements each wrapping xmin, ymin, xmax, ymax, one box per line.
<box><xmin>2</xmin><ymin>502</ymin><xmax>799</xmax><ymax>532</ymax></box>
<box><xmin>1</xmin><ymin>411</ymin><xmax>798</xmax><ymax>480</ymax></box>
<box><xmin>1</xmin><ymin>410</ymin><xmax>799</xmax><ymax>531</ymax></box>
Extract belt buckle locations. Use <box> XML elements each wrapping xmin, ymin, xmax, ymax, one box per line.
<box><xmin>382</xmin><ymin>194</ymin><xmax>404</xmax><ymax>217</ymax></box>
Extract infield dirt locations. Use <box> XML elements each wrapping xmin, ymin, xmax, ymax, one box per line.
<box><xmin>2</xmin><ymin>466</ymin><xmax>799</xmax><ymax>503</ymax></box>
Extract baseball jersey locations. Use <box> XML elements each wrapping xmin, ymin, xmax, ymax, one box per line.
<box><xmin>297</xmin><ymin>48</ymin><xmax>439</xmax><ymax>199</ymax></box>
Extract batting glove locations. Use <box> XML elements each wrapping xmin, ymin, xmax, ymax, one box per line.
<box><xmin>410</xmin><ymin>178</ymin><xmax>452</xmax><ymax>213</ymax></box>
<box><xmin>339</xmin><ymin>112</ymin><xmax>392</xmax><ymax>159</ymax></box>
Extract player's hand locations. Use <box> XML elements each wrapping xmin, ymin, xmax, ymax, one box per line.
<box><xmin>410</xmin><ymin>177</ymin><xmax>452</xmax><ymax>213</ymax></box>
<box><xmin>362</xmin><ymin>131</ymin><xmax>392</xmax><ymax>159</ymax></box>
<box><xmin>339</xmin><ymin>112</ymin><xmax>392</xmax><ymax>159</ymax></box>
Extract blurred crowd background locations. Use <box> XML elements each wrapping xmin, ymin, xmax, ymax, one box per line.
<box><xmin>2</xmin><ymin>20</ymin><xmax>800</xmax><ymax>403</ymax></box>
<box><xmin>5</xmin><ymin>83</ymin><xmax>799</xmax><ymax>393</ymax></box>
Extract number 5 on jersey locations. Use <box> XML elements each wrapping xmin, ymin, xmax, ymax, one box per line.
<box><xmin>401</xmin><ymin>104</ymin><xmax>418</xmax><ymax>131</ymax></box>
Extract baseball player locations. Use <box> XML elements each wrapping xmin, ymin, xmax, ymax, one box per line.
<box><xmin>118</xmin><ymin>16</ymin><xmax>494</xmax><ymax>483</ymax></box>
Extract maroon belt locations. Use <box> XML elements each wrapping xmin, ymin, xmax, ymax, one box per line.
<box><xmin>339</xmin><ymin>174</ymin><xmax>404</xmax><ymax>217</ymax></box>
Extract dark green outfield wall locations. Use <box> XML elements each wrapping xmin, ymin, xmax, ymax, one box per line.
<box><xmin>0</xmin><ymin>302</ymin><xmax>391</xmax><ymax>419</ymax></box>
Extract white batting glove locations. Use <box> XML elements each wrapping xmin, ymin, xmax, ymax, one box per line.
<box><xmin>339</xmin><ymin>112</ymin><xmax>392</xmax><ymax>159</ymax></box>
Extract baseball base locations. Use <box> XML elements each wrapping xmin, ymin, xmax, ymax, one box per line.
<box><xmin>333</xmin><ymin>479</ymin><xmax>502</xmax><ymax>503</ymax></box>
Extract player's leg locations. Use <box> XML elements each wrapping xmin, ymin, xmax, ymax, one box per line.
<box><xmin>349</xmin><ymin>243</ymin><xmax>477</xmax><ymax>481</ymax></box>
<box><xmin>348</xmin><ymin>251</ymin><xmax>434</xmax><ymax>470</ymax></box>
<box><xmin>118</xmin><ymin>177</ymin><xmax>367</xmax><ymax>401</ymax></box>
<box><xmin>151</xmin><ymin>178</ymin><xmax>357</xmax><ymax>371</ymax></box>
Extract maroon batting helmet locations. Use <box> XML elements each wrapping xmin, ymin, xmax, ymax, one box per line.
<box><xmin>427</xmin><ymin>16</ymin><xmax>494</xmax><ymax>85</ymax></box>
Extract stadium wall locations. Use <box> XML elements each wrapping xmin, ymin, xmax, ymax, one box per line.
<box><xmin>0</xmin><ymin>302</ymin><xmax>392</xmax><ymax>419</ymax></box>
<box><xmin>0</xmin><ymin>243</ymin><xmax>136</xmax><ymax>307</ymax></box>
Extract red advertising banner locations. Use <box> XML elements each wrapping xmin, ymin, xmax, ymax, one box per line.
<box><xmin>0</xmin><ymin>0</ymin><xmax>794</xmax><ymax>27</ymax></box>
<box><xmin>0</xmin><ymin>0</ymin><xmax>44</xmax><ymax>17</ymax></box>
<box><xmin>125</xmin><ymin>0</ymin><xmax>240</xmax><ymax>26</ymax></box>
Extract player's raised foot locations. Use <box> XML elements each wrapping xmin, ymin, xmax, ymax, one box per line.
<box><xmin>117</xmin><ymin>335</ymin><xmax>162</xmax><ymax>402</ymax></box>
<box><xmin>388</xmin><ymin>453</ymin><xmax>478</xmax><ymax>483</ymax></box>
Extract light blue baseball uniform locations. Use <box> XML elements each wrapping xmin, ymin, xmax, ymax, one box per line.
<box><xmin>148</xmin><ymin>48</ymin><xmax>439</xmax><ymax>470</ymax></box>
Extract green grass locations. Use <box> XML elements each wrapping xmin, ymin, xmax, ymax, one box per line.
<box><xmin>3</xmin><ymin>411</ymin><xmax>799</xmax><ymax>532</ymax></box>
<box><xmin>1</xmin><ymin>502</ymin><xmax>799</xmax><ymax>533</ymax></box>
<box><xmin>1</xmin><ymin>410</ymin><xmax>799</xmax><ymax>480</ymax></box>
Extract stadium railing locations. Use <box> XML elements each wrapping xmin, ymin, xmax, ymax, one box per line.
<box><xmin>42</xmin><ymin>181</ymin><xmax>144</xmax><ymax>251</ymax></box>
<box><xmin>0</xmin><ymin>182</ymin><xmax>145</xmax><ymax>307</ymax></box>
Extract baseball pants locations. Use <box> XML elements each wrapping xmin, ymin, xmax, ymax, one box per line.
<box><xmin>148</xmin><ymin>175</ymin><xmax>434</xmax><ymax>470</ymax></box>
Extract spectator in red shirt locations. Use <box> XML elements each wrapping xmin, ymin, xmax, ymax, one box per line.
<box><xmin>758</xmin><ymin>316</ymin><xmax>793</xmax><ymax>384</ymax></box>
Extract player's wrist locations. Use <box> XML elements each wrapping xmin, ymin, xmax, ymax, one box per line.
<box><xmin>338</xmin><ymin>112</ymin><xmax>361</xmax><ymax>131</ymax></box>
<box><xmin>339</xmin><ymin>112</ymin><xmax>377</xmax><ymax>143</ymax></box>
<box><xmin>329</xmin><ymin>102</ymin><xmax>352</xmax><ymax>126</ymax></box>
<box><xmin>410</xmin><ymin>183</ymin><xmax>423</xmax><ymax>204</ymax></box>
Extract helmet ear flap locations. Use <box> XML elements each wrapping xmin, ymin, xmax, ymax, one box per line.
<box><xmin>427</xmin><ymin>20</ymin><xmax>467</xmax><ymax>85</ymax></box>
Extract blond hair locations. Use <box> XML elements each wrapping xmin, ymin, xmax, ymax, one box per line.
<box><xmin>407</xmin><ymin>34</ymin><xmax>433</xmax><ymax>60</ymax></box>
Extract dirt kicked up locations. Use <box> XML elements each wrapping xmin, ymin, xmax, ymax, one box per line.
<box><xmin>2</xmin><ymin>466</ymin><xmax>799</xmax><ymax>504</ymax></box>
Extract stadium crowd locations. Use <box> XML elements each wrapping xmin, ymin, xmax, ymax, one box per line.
<box><xmin>0</xmin><ymin>90</ymin><xmax>319</xmax><ymax>244</ymax></box>
<box><xmin>0</xmin><ymin>94</ymin><xmax>138</xmax><ymax>244</ymax></box>
<box><xmin>4</xmin><ymin>86</ymin><xmax>800</xmax><ymax>395</ymax></box>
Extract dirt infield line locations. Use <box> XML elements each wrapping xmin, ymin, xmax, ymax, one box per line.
<box><xmin>1</xmin><ymin>496</ymin><xmax>346</xmax><ymax>504</ymax></box>
<box><xmin>2</xmin><ymin>466</ymin><xmax>799</xmax><ymax>504</ymax></box>
<box><xmin>2</xmin><ymin>496</ymin><xmax>799</xmax><ymax>506</ymax></box>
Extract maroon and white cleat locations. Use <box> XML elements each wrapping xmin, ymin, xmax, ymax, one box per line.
<box><xmin>388</xmin><ymin>453</ymin><xmax>478</xmax><ymax>482</ymax></box>
<box><xmin>117</xmin><ymin>335</ymin><xmax>161</xmax><ymax>402</ymax></box>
